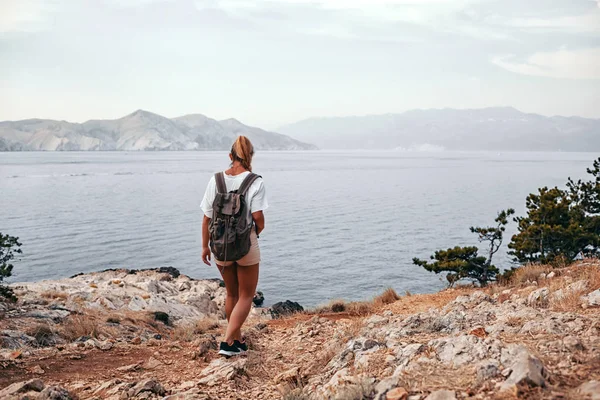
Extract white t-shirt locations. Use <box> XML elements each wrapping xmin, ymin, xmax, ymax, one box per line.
<box><xmin>200</xmin><ymin>171</ymin><xmax>268</xmax><ymax>219</ymax></box>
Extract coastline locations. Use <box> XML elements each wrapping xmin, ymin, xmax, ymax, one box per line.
<box><xmin>1</xmin><ymin>261</ymin><xmax>599</xmax><ymax>399</ymax></box>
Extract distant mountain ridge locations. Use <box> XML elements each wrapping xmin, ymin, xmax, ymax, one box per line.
<box><xmin>0</xmin><ymin>110</ymin><xmax>317</xmax><ymax>151</ymax></box>
<box><xmin>277</xmin><ymin>107</ymin><xmax>600</xmax><ymax>151</ymax></box>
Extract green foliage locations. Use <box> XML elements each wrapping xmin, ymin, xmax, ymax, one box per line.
<box><xmin>0</xmin><ymin>233</ymin><xmax>22</xmax><ymax>302</ymax></box>
<box><xmin>508</xmin><ymin>157</ymin><xmax>600</xmax><ymax>264</ymax></box>
<box><xmin>413</xmin><ymin>209</ymin><xmax>514</xmax><ymax>287</ymax></box>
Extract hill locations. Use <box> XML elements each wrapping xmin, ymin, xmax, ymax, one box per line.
<box><xmin>1</xmin><ymin>261</ymin><xmax>600</xmax><ymax>399</ymax></box>
<box><xmin>277</xmin><ymin>107</ymin><xmax>600</xmax><ymax>151</ymax></box>
<box><xmin>0</xmin><ymin>110</ymin><xmax>317</xmax><ymax>151</ymax></box>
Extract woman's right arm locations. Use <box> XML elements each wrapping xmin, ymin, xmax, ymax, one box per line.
<box><xmin>202</xmin><ymin>215</ymin><xmax>211</xmax><ymax>265</ymax></box>
<box><xmin>252</xmin><ymin>211</ymin><xmax>265</xmax><ymax>235</ymax></box>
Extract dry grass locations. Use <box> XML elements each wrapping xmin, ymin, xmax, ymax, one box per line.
<box><xmin>547</xmin><ymin>263</ymin><xmax>600</xmax><ymax>311</ymax></box>
<box><xmin>505</xmin><ymin>316</ymin><xmax>524</xmax><ymax>328</ymax></box>
<box><xmin>25</xmin><ymin>324</ymin><xmax>57</xmax><ymax>347</ymax></box>
<box><xmin>396</xmin><ymin>363</ymin><xmax>475</xmax><ymax>392</ymax></box>
<box><xmin>510</xmin><ymin>264</ymin><xmax>554</xmax><ymax>287</ymax></box>
<box><xmin>170</xmin><ymin>317</ymin><xmax>219</xmax><ymax>342</ymax></box>
<box><xmin>373</xmin><ymin>288</ymin><xmax>401</xmax><ymax>306</ymax></box>
<box><xmin>60</xmin><ymin>313</ymin><xmax>109</xmax><ymax>341</ymax></box>
<box><xmin>40</xmin><ymin>290</ymin><xmax>68</xmax><ymax>301</ymax></box>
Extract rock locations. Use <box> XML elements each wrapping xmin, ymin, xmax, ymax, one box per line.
<box><xmin>0</xmin><ymin>379</ymin><xmax>45</xmax><ymax>398</ymax></box>
<box><xmin>270</xmin><ymin>300</ymin><xmax>304</xmax><ymax>318</ymax></box>
<box><xmin>31</xmin><ymin>365</ymin><xmax>45</xmax><ymax>374</ymax></box>
<box><xmin>547</xmin><ymin>271</ymin><xmax>556</xmax><ymax>279</ymax></box>
<box><xmin>476</xmin><ymin>359</ymin><xmax>500</xmax><ymax>381</ymax></box>
<box><xmin>198</xmin><ymin>358</ymin><xmax>247</xmax><ymax>386</ymax></box>
<box><xmin>563</xmin><ymin>336</ymin><xmax>585</xmax><ymax>351</ymax></box>
<box><xmin>366</xmin><ymin>315</ymin><xmax>389</xmax><ymax>326</ymax></box>
<box><xmin>116</xmin><ymin>363</ymin><xmax>141</xmax><ymax>372</ymax></box>
<box><xmin>425</xmin><ymin>390</ymin><xmax>456</xmax><ymax>400</ymax></box>
<box><xmin>501</xmin><ymin>353</ymin><xmax>546</xmax><ymax>391</ymax></box>
<box><xmin>39</xmin><ymin>386</ymin><xmax>75</xmax><ymax>400</ymax></box>
<box><xmin>96</xmin><ymin>340</ymin><xmax>113</xmax><ymax>351</ymax></box>
<box><xmin>387</xmin><ymin>387</ymin><xmax>409</xmax><ymax>400</ymax></box>
<box><xmin>152</xmin><ymin>311</ymin><xmax>170</xmax><ymax>325</ymax></box>
<box><xmin>143</xmin><ymin>356</ymin><xmax>163</xmax><ymax>369</ymax></box>
<box><xmin>582</xmin><ymin>289</ymin><xmax>600</xmax><ymax>306</ymax></box>
<box><xmin>274</xmin><ymin>366</ymin><xmax>301</xmax><ymax>384</ymax></box>
<box><xmin>578</xmin><ymin>381</ymin><xmax>600</xmax><ymax>400</ymax></box>
<box><xmin>527</xmin><ymin>287</ymin><xmax>549</xmax><ymax>306</ymax></box>
<box><xmin>253</xmin><ymin>291</ymin><xmax>265</xmax><ymax>307</ymax></box>
<box><xmin>128</xmin><ymin>379</ymin><xmax>166</xmax><ymax>398</ymax></box>
<box><xmin>470</xmin><ymin>291</ymin><xmax>491</xmax><ymax>304</ymax></box>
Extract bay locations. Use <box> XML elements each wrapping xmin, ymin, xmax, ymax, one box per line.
<box><xmin>0</xmin><ymin>151</ymin><xmax>595</xmax><ymax>307</ymax></box>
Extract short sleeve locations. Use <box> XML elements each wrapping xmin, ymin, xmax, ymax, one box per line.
<box><xmin>200</xmin><ymin>176</ymin><xmax>217</xmax><ymax>218</ymax></box>
<box><xmin>250</xmin><ymin>179</ymin><xmax>269</xmax><ymax>214</ymax></box>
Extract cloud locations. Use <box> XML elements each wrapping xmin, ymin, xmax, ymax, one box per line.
<box><xmin>0</xmin><ymin>0</ymin><xmax>56</xmax><ymax>32</ymax></box>
<box><xmin>492</xmin><ymin>47</ymin><xmax>600</xmax><ymax>80</ymax></box>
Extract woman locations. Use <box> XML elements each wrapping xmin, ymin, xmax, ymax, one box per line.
<box><xmin>200</xmin><ymin>136</ymin><xmax>268</xmax><ymax>357</ymax></box>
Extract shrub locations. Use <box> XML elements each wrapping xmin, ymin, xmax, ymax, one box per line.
<box><xmin>0</xmin><ymin>233</ymin><xmax>22</xmax><ymax>301</ymax></box>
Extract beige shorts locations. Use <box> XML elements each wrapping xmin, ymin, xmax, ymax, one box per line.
<box><xmin>214</xmin><ymin>230</ymin><xmax>261</xmax><ymax>267</ymax></box>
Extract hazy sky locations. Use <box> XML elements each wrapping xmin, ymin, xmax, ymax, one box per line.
<box><xmin>1</xmin><ymin>0</ymin><xmax>599</xmax><ymax>128</ymax></box>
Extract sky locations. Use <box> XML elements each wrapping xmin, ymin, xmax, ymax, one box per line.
<box><xmin>1</xmin><ymin>0</ymin><xmax>599</xmax><ymax>129</ymax></box>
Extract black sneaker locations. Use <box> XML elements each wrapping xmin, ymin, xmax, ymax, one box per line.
<box><xmin>234</xmin><ymin>340</ymin><xmax>248</xmax><ymax>353</ymax></box>
<box><xmin>218</xmin><ymin>341</ymin><xmax>241</xmax><ymax>357</ymax></box>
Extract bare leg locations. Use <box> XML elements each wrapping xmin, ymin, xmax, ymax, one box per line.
<box><xmin>224</xmin><ymin>263</ymin><xmax>259</xmax><ymax>344</ymax></box>
<box><xmin>217</xmin><ymin>264</ymin><xmax>239</xmax><ymax>340</ymax></box>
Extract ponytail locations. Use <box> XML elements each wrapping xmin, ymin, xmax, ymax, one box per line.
<box><xmin>231</xmin><ymin>136</ymin><xmax>254</xmax><ymax>172</ymax></box>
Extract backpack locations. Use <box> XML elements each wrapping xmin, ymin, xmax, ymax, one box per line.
<box><xmin>209</xmin><ymin>172</ymin><xmax>261</xmax><ymax>262</ymax></box>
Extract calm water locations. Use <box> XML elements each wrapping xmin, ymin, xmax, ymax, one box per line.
<box><xmin>0</xmin><ymin>151</ymin><xmax>596</xmax><ymax>307</ymax></box>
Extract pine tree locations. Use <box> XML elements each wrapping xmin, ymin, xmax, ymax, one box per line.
<box><xmin>413</xmin><ymin>209</ymin><xmax>514</xmax><ymax>287</ymax></box>
<box><xmin>508</xmin><ymin>157</ymin><xmax>600</xmax><ymax>264</ymax></box>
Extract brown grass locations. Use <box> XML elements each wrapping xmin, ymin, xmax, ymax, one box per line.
<box><xmin>547</xmin><ymin>263</ymin><xmax>600</xmax><ymax>311</ymax></box>
<box><xmin>60</xmin><ymin>313</ymin><xmax>108</xmax><ymax>341</ymax></box>
<box><xmin>25</xmin><ymin>324</ymin><xmax>57</xmax><ymax>347</ymax></box>
<box><xmin>373</xmin><ymin>288</ymin><xmax>401</xmax><ymax>306</ymax></box>
<box><xmin>510</xmin><ymin>264</ymin><xmax>554</xmax><ymax>286</ymax></box>
<box><xmin>40</xmin><ymin>290</ymin><xmax>68</xmax><ymax>301</ymax></box>
<box><xmin>396</xmin><ymin>363</ymin><xmax>475</xmax><ymax>392</ymax></box>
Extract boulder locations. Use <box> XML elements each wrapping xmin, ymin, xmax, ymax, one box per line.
<box><xmin>386</xmin><ymin>387</ymin><xmax>409</xmax><ymax>400</ymax></box>
<box><xmin>527</xmin><ymin>288</ymin><xmax>549</xmax><ymax>306</ymax></box>
<box><xmin>582</xmin><ymin>289</ymin><xmax>600</xmax><ymax>306</ymax></box>
<box><xmin>0</xmin><ymin>379</ymin><xmax>45</xmax><ymax>398</ymax></box>
<box><xmin>476</xmin><ymin>359</ymin><xmax>500</xmax><ymax>381</ymax></box>
<box><xmin>38</xmin><ymin>386</ymin><xmax>75</xmax><ymax>400</ymax></box>
<box><xmin>501</xmin><ymin>353</ymin><xmax>546</xmax><ymax>391</ymax></box>
<box><xmin>198</xmin><ymin>358</ymin><xmax>247</xmax><ymax>386</ymax></box>
<box><xmin>128</xmin><ymin>379</ymin><xmax>166</xmax><ymax>398</ymax></box>
<box><xmin>270</xmin><ymin>300</ymin><xmax>304</xmax><ymax>318</ymax></box>
<box><xmin>253</xmin><ymin>291</ymin><xmax>265</xmax><ymax>307</ymax></box>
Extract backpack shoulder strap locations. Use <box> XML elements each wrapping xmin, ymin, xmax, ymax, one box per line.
<box><xmin>237</xmin><ymin>173</ymin><xmax>261</xmax><ymax>197</ymax></box>
<box><xmin>214</xmin><ymin>172</ymin><xmax>227</xmax><ymax>194</ymax></box>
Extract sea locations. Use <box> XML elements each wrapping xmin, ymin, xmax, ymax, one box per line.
<box><xmin>0</xmin><ymin>151</ymin><xmax>596</xmax><ymax>307</ymax></box>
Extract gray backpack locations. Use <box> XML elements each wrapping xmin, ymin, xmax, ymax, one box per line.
<box><xmin>209</xmin><ymin>172</ymin><xmax>260</xmax><ymax>262</ymax></box>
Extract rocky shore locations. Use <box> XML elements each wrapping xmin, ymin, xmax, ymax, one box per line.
<box><xmin>1</xmin><ymin>261</ymin><xmax>600</xmax><ymax>399</ymax></box>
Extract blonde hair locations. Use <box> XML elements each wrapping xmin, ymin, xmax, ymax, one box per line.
<box><xmin>231</xmin><ymin>136</ymin><xmax>254</xmax><ymax>172</ymax></box>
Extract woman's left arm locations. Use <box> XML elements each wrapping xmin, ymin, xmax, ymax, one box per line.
<box><xmin>252</xmin><ymin>211</ymin><xmax>265</xmax><ymax>235</ymax></box>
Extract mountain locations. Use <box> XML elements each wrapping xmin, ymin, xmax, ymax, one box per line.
<box><xmin>277</xmin><ymin>107</ymin><xmax>600</xmax><ymax>151</ymax></box>
<box><xmin>0</xmin><ymin>110</ymin><xmax>317</xmax><ymax>151</ymax></box>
